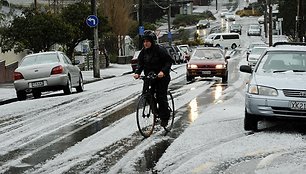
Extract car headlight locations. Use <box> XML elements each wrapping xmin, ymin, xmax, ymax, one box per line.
<box><xmin>188</xmin><ymin>64</ymin><xmax>198</xmax><ymax>69</ymax></box>
<box><xmin>248</xmin><ymin>85</ymin><xmax>278</xmax><ymax>96</ymax></box>
<box><xmin>215</xmin><ymin>64</ymin><xmax>225</xmax><ymax>69</ymax></box>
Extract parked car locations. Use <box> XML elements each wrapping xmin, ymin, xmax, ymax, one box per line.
<box><xmin>196</xmin><ymin>19</ymin><xmax>210</xmax><ymax>29</ymax></box>
<box><xmin>186</xmin><ymin>47</ymin><xmax>230</xmax><ymax>83</ymax></box>
<box><xmin>130</xmin><ymin>50</ymin><xmax>141</xmax><ymax>72</ymax></box>
<box><xmin>13</xmin><ymin>51</ymin><xmax>84</xmax><ymax>100</ymax></box>
<box><xmin>173</xmin><ymin>45</ymin><xmax>184</xmax><ymax>63</ymax></box>
<box><xmin>178</xmin><ymin>44</ymin><xmax>192</xmax><ymax>62</ymax></box>
<box><xmin>258</xmin><ymin>15</ymin><xmax>264</xmax><ymax>24</ymax></box>
<box><xmin>247</xmin><ymin>24</ymin><xmax>261</xmax><ymax>36</ymax></box>
<box><xmin>240</xmin><ymin>42</ymin><xmax>306</xmax><ymax>131</ymax></box>
<box><xmin>163</xmin><ymin>45</ymin><xmax>180</xmax><ymax>64</ymax></box>
<box><xmin>247</xmin><ymin>46</ymin><xmax>268</xmax><ymax>67</ymax></box>
<box><xmin>230</xmin><ymin>23</ymin><xmax>242</xmax><ymax>35</ymax></box>
<box><xmin>225</xmin><ymin>12</ymin><xmax>235</xmax><ymax>21</ymax></box>
<box><xmin>220</xmin><ymin>9</ymin><xmax>229</xmax><ymax>18</ymax></box>
<box><xmin>246</xmin><ymin>42</ymin><xmax>267</xmax><ymax>61</ymax></box>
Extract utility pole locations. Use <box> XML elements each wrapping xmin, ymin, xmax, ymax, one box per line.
<box><xmin>91</xmin><ymin>0</ymin><xmax>100</xmax><ymax>78</ymax></box>
<box><xmin>34</xmin><ymin>0</ymin><xmax>37</xmax><ymax>11</ymax></box>
<box><xmin>268</xmin><ymin>0</ymin><xmax>272</xmax><ymax>46</ymax></box>
<box><xmin>216</xmin><ymin>0</ymin><xmax>218</xmax><ymax>11</ymax></box>
<box><xmin>138</xmin><ymin>0</ymin><xmax>143</xmax><ymax>50</ymax></box>
<box><xmin>296</xmin><ymin>0</ymin><xmax>304</xmax><ymax>42</ymax></box>
<box><xmin>167</xmin><ymin>0</ymin><xmax>172</xmax><ymax>46</ymax></box>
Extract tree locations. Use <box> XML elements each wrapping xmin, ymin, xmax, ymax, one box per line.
<box><xmin>0</xmin><ymin>10</ymin><xmax>69</xmax><ymax>53</ymax></box>
<box><xmin>60</xmin><ymin>2</ymin><xmax>93</xmax><ymax>58</ymax></box>
<box><xmin>99</xmin><ymin>0</ymin><xmax>134</xmax><ymax>56</ymax></box>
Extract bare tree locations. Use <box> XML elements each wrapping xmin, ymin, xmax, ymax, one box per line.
<box><xmin>99</xmin><ymin>0</ymin><xmax>133</xmax><ymax>56</ymax></box>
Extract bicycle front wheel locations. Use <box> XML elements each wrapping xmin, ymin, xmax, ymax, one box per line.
<box><xmin>164</xmin><ymin>91</ymin><xmax>175</xmax><ymax>132</ymax></box>
<box><xmin>136</xmin><ymin>94</ymin><xmax>156</xmax><ymax>138</ymax></box>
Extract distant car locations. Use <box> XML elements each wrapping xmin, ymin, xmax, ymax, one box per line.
<box><xmin>13</xmin><ymin>51</ymin><xmax>84</xmax><ymax>100</ymax></box>
<box><xmin>240</xmin><ymin>42</ymin><xmax>306</xmax><ymax>131</ymax></box>
<box><xmin>186</xmin><ymin>47</ymin><xmax>230</xmax><ymax>83</ymax></box>
<box><xmin>246</xmin><ymin>42</ymin><xmax>267</xmax><ymax>61</ymax></box>
<box><xmin>258</xmin><ymin>15</ymin><xmax>264</xmax><ymax>24</ymax></box>
<box><xmin>178</xmin><ymin>44</ymin><xmax>192</xmax><ymax>62</ymax></box>
<box><xmin>220</xmin><ymin>9</ymin><xmax>229</xmax><ymax>18</ymax></box>
<box><xmin>225</xmin><ymin>12</ymin><xmax>235</xmax><ymax>21</ymax></box>
<box><xmin>163</xmin><ymin>45</ymin><xmax>180</xmax><ymax>64</ymax></box>
<box><xmin>130</xmin><ymin>50</ymin><xmax>140</xmax><ymax>72</ymax></box>
<box><xmin>173</xmin><ymin>45</ymin><xmax>184</xmax><ymax>63</ymax></box>
<box><xmin>247</xmin><ymin>46</ymin><xmax>268</xmax><ymax>67</ymax></box>
<box><xmin>196</xmin><ymin>19</ymin><xmax>210</xmax><ymax>29</ymax></box>
<box><xmin>247</xmin><ymin>24</ymin><xmax>261</xmax><ymax>36</ymax></box>
<box><xmin>230</xmin><ymin>23</ymin><xmax>242</xmax><ymax>35</ymax></box>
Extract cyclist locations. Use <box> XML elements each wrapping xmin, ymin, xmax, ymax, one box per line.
<box><xmin>133</xmin><ymin>30</ymin><xmax>173</xmax><ymax>127</ymax></box>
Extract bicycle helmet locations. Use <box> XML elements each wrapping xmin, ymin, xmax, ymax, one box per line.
<box><xmin>142</xmin><ymin>30</ymin><xmax>157</xmax><ymax>44</ymax></box>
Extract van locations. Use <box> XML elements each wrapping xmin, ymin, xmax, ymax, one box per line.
<box><xmin>204</xmin><ymin>33</ymin><xmax>240</xmax><ymax>49</ymax></box>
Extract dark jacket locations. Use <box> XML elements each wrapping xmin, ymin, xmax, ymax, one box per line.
<box><xmin>135</xmin><ymin>44</ymin><xmax>173</xmax><ymax>76</ymax></box>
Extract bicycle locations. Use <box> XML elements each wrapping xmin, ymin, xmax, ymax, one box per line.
<box><xmin>136</xmin><ymin>72</ymin><xmax>175</xmax><ymax>138</ymax></box>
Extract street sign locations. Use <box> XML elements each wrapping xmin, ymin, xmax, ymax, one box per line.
<box><xmin>86</xmin><ymin>15</ymin><xmax>99</xmax><ymax>27</ymax></box>
<box><xmin>139</xmin><ymin>26</ymin><xmax>144</xmax><ymax>36</ymax></box>
<box><xmin>168</xmin><ymin>32</ymin><xmax>172</xmax><ymax>39</ymax></box>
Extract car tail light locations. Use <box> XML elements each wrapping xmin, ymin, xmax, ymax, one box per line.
<box><xmin>14</xmin><ymin>72</ymin><xmax>24</xmax><ymax>80</ymax></box>
<box><xmin>51</xmin><ymin>65</ymin><xmax>64</xmax><ymax>74</ymax></box>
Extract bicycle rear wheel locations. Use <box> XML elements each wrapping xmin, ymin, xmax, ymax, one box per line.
<box><xmin>136</xmin><ymin>93</ymin><xmax>156</xmax><ymax>138</ymax></box>
<box><xmin>164</xmin><ymin>91</ymin><xmax>175</xmax><ymax>132</ymax></box>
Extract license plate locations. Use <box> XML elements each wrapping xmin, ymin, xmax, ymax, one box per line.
<box><xmin>290</xmin><ymin>101</ymin><xmax>306</xmax><ymax>110</ymax></box>
<box><xmin>31</xmin><ymin>81</ymin><xmax>44</xmax><ymax>88</ymax></box>
<box><xmin>202</xmin><ymin>71</ymin><xmax>211</xmax><ymax>74</ymax></box>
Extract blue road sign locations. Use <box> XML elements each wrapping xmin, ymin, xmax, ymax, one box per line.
<box><xmin>86</xmin><ymin>15</ymin><xmax>99</xmax><ymax>27</ymax></box>
<box><xmin>139</xmin><ymin>26</ymin><xmax>144</xmax><ymax>36</ymax></box>
<box><xmin>168</xmin><ymin>32</ymin><xmax>172</xmax><ymax>39</ymax></box>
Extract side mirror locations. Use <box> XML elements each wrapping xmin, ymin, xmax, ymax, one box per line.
<box><xmin>240</xmin><ymin>65</ymin><xmax>252</xmax><ymax>73</ymax></box>
<box><xmin>225</xmin><ymin>55</ymin><xmax>230</xmax><ymax>59</ymax></box>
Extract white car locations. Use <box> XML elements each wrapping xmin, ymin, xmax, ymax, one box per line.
<box><xmin>247</xmin><ymin>24</ymin><xmax>261</xmax><ymax>36</ymax></box>
<box><xmin>247</xmin><ymin>46</ymin><xmax>268</xmax><ymax>67</ymax></box>
<box><xmin>240</xmin><ymin>42</ymin><xmax>306</xmax><ymax>131</ymax></box>
<box><xmin>225</xmin><ymin>13</ymin><xmax>235</xmax><ymax>21</ymax></box>
<box><xmin>13</xmin><ymin>51</ymin><xmax>84</xmax><ymax>100</ymax></box>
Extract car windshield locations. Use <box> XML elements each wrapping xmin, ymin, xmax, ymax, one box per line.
<box><xmin>231</xmin><ymin>25</ymin><xmax>240</xmax><ymax>29</ymax></box>
<box><xmin>251</xmin><ymin>47</ymin><xmax>266</xmax><ymax>54</ymax></box>
<box><xmin>250</xmin><ymin>25</ymin><xmax>260</xmax><ymax>29</ymax></box>
<box><xmin>20</xmin><ymin>53</ymin><xmax>59</xmax><ymax>67</ymax></box>
<box><xmin>193</xmin><ymin>49</ymin><xmax>223</xmax><ymax>59</ymax></box>
<box><xmin>206</xmin><ymin>34</ymin><xmax>216</xmax><ymax>39</ymax></box>
<box><xmin>257</xmin><ymin>51</ymin><xmax>306</xmax><ymax>73</ymax></box>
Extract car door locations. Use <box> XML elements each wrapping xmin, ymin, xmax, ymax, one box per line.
<box><xmin>61</xmin><ymin>53</ymin><xmax>79</xmax><ymax>85</ymax></box>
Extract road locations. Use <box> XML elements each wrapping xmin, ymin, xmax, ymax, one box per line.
<box><xmin>1</xmin><ymin>2</ymin><xmax>306</xmax><ymax>174</ymax></box>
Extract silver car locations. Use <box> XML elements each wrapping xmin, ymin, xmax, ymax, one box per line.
<box><xmin>247</xmin><ymin>46</ymin><xmax>268</xmax><ymax>67</ymax></box>
<box><xmin>14</xmin><ymin>51</ymin><xmax>84</xmax><ymax>100</ymax></box>
<box><xmin>240</xmin><ymin>42</ymin><xmax>306</xmax><ymax>131</ymax></box>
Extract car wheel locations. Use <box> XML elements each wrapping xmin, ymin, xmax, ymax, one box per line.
<box><xmin>231</xmin><ymin>44</ymin><xmax>237</xmax><ymax>49</ymax></box>
<box><xmin>63</xmin><ymin>77</ymin><xmax>72</xmax><ymax>95</ymax></box>
<box><xmin>16</xmin><ymin>90</ymin><xmax>27</xmax><ymax>101</ymax></box>
<box><xmin>244</xmin><ymin>109</ymin><xmax>258</xmax><ymax>131</ymax></box>
<box><xmin>186</xmin><ymin>75</ymin><xmax>194</xmax><ymax>82</ymax></box>
<box><xmin>222</xmin><ymin>72</ymin><xmax>228</xmax><ymax>83</ymax></box>
<box><xmin>215</xmin><ymin>44</ymin><xmax>221</xmax><ymax>48</ymax></box>
<box><xmin>32</xmin><ymin>90</ymin><xmax>41</xmax><ymax>99</ymax></box>
<box><xmin>76</xmin><ymin>75</ymin><xmax>84</xmax><ymax>93</ymax></box>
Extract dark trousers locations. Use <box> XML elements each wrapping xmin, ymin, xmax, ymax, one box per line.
<box><xmin>151</xmin><ymin>76</ymin><xmax>170</xmax><ymax>121</ymax></box>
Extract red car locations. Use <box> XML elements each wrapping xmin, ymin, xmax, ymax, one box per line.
<box><xmin>186</xmin><ymin>47</ymin><xmax>230</xmax><ymax>83</ymax></box>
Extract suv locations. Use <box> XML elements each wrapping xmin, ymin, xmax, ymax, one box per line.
<box><xmin>240</xmin><ymin>42</ymin><xmax>306</xmax><ymax>131</ymax></box>
<box><xmin>247</xmin><ymin>24</ymin><xmax>261</xmax><ymax>36</ymax></box>
<box><xmin>230</xmin><ymin>24</ymin><xmax>242</xmax><ymax>35</ymax></box>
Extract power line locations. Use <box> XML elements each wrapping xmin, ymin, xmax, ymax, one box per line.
<box><xmin>152</xmin><ymin>0</ymin><xmax>169</xmax><ymax>10</ymax></box>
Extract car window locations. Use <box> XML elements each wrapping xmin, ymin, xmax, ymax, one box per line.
<box><xmin>194</xmin><ymin>49</ymin><xmax>223</xmax><ymax>59</ymax></box>
<box><xmin>251</xmin><ymin>47</ymin><xmax>266</xmax><ymax>54</ymax></box>
<box><xmin>62</xmin><ymin>53</ymin><xmax>72</xmax><ymax>65</ymax></box>
<box><xmin>20</xmin><ymin>53</ymin><xmax>59</xmax><ymax>67</ymax></box>
<box><xmin>258</xmin><ymin>51</ymin><xmax>306</xmax><ymax>73</ymax></box>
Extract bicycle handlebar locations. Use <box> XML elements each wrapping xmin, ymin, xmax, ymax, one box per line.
<box><xmin>140</xmin><ymin>72</ymin><xmax>157</xmax><ymax>80</ymax></box>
